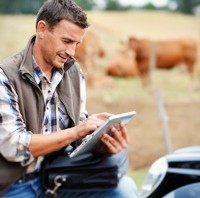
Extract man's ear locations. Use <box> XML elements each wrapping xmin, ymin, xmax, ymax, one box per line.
<box><xmin>36</xmin><ymin>20</ymin><xmax>47</xmax><ymax>39</ymax></box>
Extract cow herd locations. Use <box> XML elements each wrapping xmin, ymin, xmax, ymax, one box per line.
<box><xmin>75</xmin><ymin>30</ymin><xmax>198</xmax><ymax>88</ymax></box>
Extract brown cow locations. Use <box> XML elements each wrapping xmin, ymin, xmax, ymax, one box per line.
<box><xmin>75</xmin><ymin>30</ymin><xmax>105</xmax><ymax>86</ymax></box>
<box><xmin>106</xmin><ymin>49</ymin><xmax>140</xmax><ymax>77</ymax></box>
<box><xmin>127</xmin><ymin>37</ymin><xmax>198</xmax><ymax>87</ymax></box>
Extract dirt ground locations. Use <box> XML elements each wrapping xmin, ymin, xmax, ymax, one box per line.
<box><xmin>86</xmin><ymin>82</ymin><xmax>200</xmax><ymax>170</ymax></box>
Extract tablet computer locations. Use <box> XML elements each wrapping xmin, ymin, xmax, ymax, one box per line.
<box><xmin>69</xmin><ymin>111</ymin><xmax>136</xmax><ymax>158</ymax></box>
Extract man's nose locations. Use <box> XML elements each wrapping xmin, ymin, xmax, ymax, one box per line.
<box><xmin>66</xmin><ymin>45</ymin><xmax>76</xmax><ymax>57</ymax></box>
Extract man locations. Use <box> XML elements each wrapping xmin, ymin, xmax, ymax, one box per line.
<box><xmin>0</xmin><ymin>0</ymin><xmax>139</xmax><ymax>197</ymax></box>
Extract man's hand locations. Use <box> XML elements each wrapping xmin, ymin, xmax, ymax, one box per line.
<box><xmin>29</xmin><ymin>112</ymin><xmax>112</xmax><ymax>157</ymax></box>
<box><xmin>100</xmin><ymin>123</ymin><xmax>128</xmax><ymax>154</ymax></box>
<box><xmin>75</xmin><ymin>112</ymin><xmax>112</xmax><ymax>139</ymax></box>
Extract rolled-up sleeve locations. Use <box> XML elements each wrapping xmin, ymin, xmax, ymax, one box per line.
<box><xmin>0</xmin><ymin>69</ymin><xmax>34</xmax><ymax>166</ymax></box>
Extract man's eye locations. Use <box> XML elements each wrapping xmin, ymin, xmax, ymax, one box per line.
<box><xmin>63</xmin><ymin>40</ymin><xmax>71</xmax><ymax>44</ymax></box>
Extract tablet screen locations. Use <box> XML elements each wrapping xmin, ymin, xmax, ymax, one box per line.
<box><xmin>69</xmin><ymin>111</ymin><xmax>136</xmax><ymax>158</ymax></box>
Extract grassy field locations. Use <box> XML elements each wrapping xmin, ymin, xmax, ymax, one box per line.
<box><xmin>1</xmin><ymin>11</ymin><xmax>200</xmax><ymax>190</ymax></box>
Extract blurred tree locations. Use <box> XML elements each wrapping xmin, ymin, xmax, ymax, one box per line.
<box><xmin>74</xmin><ymin>0</ymin><xmax>97</xmax><ymax>10</ymax></box>
<box><xmin>0</xmin><ymin>0</ymin><xmax>99</xmax><ymax>13</ymax></box>
<box><xmin>3</xmin><ymin>0</ymin><xmax>199</xmax><ymax>14</ymax></box>
<box><xmin>104</xmin><ymin>0</ymin><xmax>130</xmax><ymax>11</ymax></box>
<box><xmin>144</xmin><ymin>3</ymin><xmax>168</xmax><ymax>11</ymax></box>
<box><xmin>169</xmin><ymin>0</ymin><xmax>200</xmax><ymax>14</ymax></box>
<box><xmin>104</xmin><ymin>0</ymin><xmax>121</xmax><ymax>10</ymax></box>
<box><xmin>143</xmin><ymin>3</ymin><xmax>157</xmax><ymax>10</ymax></box>
<box><xmin>0</xmin><ymin>0</ymin><xmax>44</xmax><ymax>14</ymax></box>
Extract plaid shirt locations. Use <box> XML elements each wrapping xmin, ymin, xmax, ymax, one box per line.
<box><xmin>0</xmin><ymin>57</ymin><xmax>87</xmax><ymax>172</ymax></box>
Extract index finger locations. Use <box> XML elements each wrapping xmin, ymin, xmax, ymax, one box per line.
<box><xmin>92</xmin><ymin>112</ymin><xmax>113</xmax><ymax>121</ymax></box>
<box><xmin>119</xmin><ymin>123</ymin><xmax>129</xmax><ymax>143</ymax></box>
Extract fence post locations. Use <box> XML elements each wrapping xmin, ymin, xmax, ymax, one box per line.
<box><xmin>149</xmin><ymin>41</ymin><xmax>173</xmax><ymax>154</ymax></box>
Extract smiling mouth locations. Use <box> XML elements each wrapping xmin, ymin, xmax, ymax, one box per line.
<box><xmin>58</xmin><ymin>54</ymin><xmax>68</xmax><ymax>62</ymax></box>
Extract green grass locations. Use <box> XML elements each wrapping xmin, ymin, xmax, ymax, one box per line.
<box><xmin>128</xmin><ymin>168</ymin><xmax>149</xmax><ymax>191</ymax></box>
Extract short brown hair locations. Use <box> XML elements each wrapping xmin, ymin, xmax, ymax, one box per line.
<box><xmin>36</xmin><ymin>0</ymin><xmax>89</xmax><ymax>30</ymax></box>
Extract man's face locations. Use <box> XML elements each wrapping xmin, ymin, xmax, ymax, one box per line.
<box><xmin>37</xmin><ymin>19</ymin><xmax>85</xmax><ymax>69</ymax></box>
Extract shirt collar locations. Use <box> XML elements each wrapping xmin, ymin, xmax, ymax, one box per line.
<box><xmin>32</xmin><ymin>55</ymin><xmax>64</xmax><ymax>85</ymax></box>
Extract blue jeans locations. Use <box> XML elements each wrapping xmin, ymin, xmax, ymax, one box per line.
<box><xmin>1</xmin><ymin>176</ymin><xmax>139</xmax><ymax>198</ymax></box>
